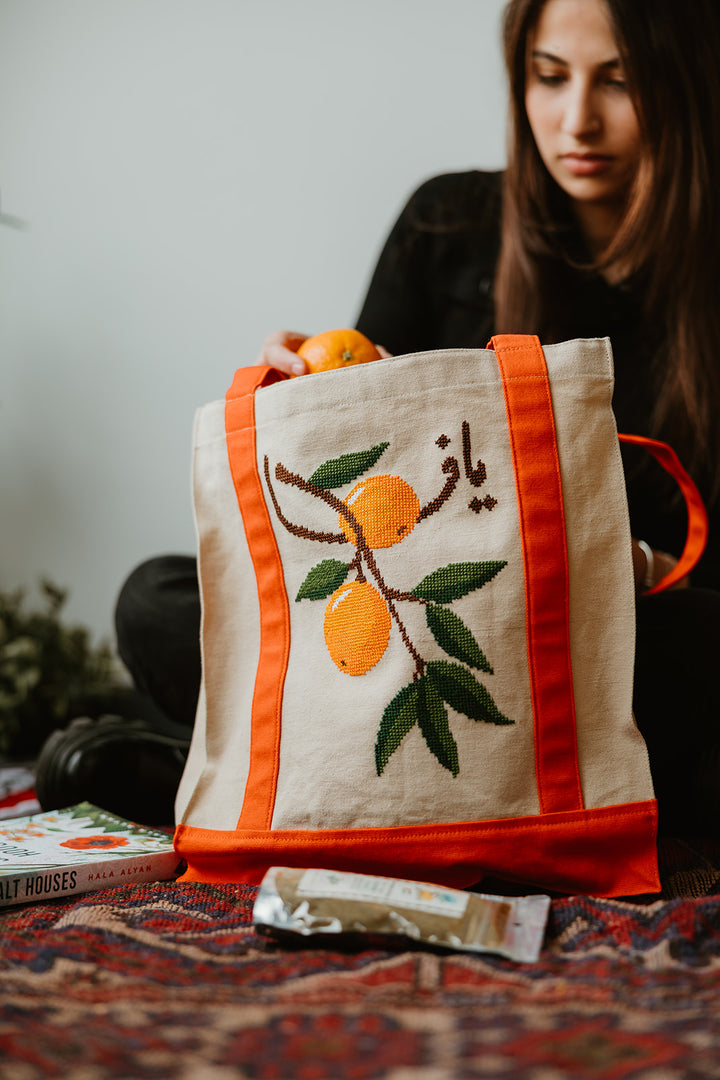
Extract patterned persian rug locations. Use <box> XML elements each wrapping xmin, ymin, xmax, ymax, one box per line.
<box><xmin>2</xmin><ymin>838</ymin><xmax>720</xmax><ymax>1079</ymax></box>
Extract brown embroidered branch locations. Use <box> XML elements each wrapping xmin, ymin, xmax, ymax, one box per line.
<box><xmin>385</xmin><ymin>588</ymin><xmax>430</xmax><ymax>604</ymax></box>
<box><xmin>270</xmin><ymin>458</ymin><xmax>424</xmax><ymax>676</ymax></box>
<box><xmin>384</xmin><ymin>594</ymin><xmax>425</xmax><ymax>676</ymax></box>
<box><xmin>349</xmin><ymin>551</ymin><xmax>365</xmax><ymax>583</ymax></box>
<box><xmin>273</xmin><ymin>461</ymin><xmax>375</xmax><ymax>547</ymax></box>
<box><xmin>264</xmin><ymin>458</ymin><xmax>348</xmax><ymax>544</ymax></box>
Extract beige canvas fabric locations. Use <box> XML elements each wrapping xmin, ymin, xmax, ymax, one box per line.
<box><xmin>176</xmin><ymin>339</ymin><xmax>655</xmax><ymax>832</ymax></box>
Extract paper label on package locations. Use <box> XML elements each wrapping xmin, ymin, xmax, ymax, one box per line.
<box><xmin>296</xmin><ymin>868</ymin><xmax>470</xmax><ymax>919</ymax></box>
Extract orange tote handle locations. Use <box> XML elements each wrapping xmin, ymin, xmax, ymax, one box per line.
<box><xmin>225</xmin><ymin>364</ymin><xmax>290</xmax><ymax>832</ymax></box>
<box><xmin>618</xmin><ymin>433</ymin><xmax>708</xmax><ymax>594</ymax></box>
<box><xmin>490</xmin><ymin>334</ymin><xmax>583</xmax><ymax>815</ymax></box>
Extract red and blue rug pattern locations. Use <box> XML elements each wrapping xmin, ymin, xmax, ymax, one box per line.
<box><xmin>2</xmin><ymin>838</ymin><xmax>720</xmax><ymax>1078</ymax></box>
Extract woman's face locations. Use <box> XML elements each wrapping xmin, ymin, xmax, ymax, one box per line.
<box><xmin>524</xmin><ymin>0</ymin><xmax>642</xmax><ymax>219</ymax></box>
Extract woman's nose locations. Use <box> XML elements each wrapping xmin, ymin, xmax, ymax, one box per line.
<box><xmin>561</xmin><ymin>83</ymin><xmax>601</xmax><ymax>137</ymax></box>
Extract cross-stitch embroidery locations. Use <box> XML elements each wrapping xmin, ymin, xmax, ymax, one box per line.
<box><xmin>264</xmin><ymin>428</ymin><xmax>514</xmax><ymax>777</ymax></box>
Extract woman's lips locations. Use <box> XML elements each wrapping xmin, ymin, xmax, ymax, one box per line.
<box><xmin>561</xmin><ymin>153</ymin><xmax>614</xmax><ymax>176</ymax></box>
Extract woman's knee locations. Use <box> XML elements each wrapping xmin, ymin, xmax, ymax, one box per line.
<box><xmin>115</xmin><ymin>555</ymin><xmax>200</xmax><ymax>667</ymax></box>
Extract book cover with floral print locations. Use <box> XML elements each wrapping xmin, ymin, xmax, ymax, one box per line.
<box><xmin>0</xmin><ymin>802</ymin><xmax>180</xmax><ymax>906</ymax></box>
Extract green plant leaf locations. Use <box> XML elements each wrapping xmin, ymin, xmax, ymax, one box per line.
<box><xmin>417</xmin><ymin>677</ymin><xmax>459</xmax><ymax>776</ymax></box>
<box><xmin>425</xmin><ymin>604</ymin><xmax>492</xmax><ymax>672</ymax></box>
<box><xmin>308</xmin><ymin>442</ymin><xmax>389</xmax><ymax>489</ymax></box>
<box><xmin>295</xmin><ymin>559</ymin><xmax>350</xmax><ymax>601</ymax></box>
<box><xmin>412</xmin><ymin>561</ymin><xmax>507</xmax><ymax>603</ymax></box>
<box><xmin>0</xmin><ymin>579</ymin><xmax>121</xmax><ymax>758</ymax></box>
<box><xmin>426</xmin><ymin>660</ymin><xmax>514</xmax><ymax>726</ymax></box>
<box><xmin>375</xmin><ymin>679</ymin><xmax>421</xmax><ymax>775</ymax></box>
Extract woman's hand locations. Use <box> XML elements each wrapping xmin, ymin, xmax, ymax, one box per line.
<box><xmin>256</xmin><ymin>331</ymin><xmax>393</xmax><ymax>377</ymax></box>
<box><xmin>256</xmin><ymin>331</ymin><xmax>310</xmax><ymax>377</ymax></box>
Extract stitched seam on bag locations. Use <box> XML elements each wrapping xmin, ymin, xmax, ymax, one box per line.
<box><xmin>175</xmin><ymin>800</ymin><xmax>657</xmax><ymax>844</ymax></box>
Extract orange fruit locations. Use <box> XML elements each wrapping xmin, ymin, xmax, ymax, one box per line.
<box><xmin>340</xmin><ymin>474</ymin><xmax>420</xmax><ymax>549</ymax></box>
<box><xmin>323</xmin><ymin>580</ymin><xmax>391</xmax><ymax>676</ymax></box>
<box><xmin>296</xmin><ymin>328</ymin><xmax>381</xmax><ymax>375</ymax></box>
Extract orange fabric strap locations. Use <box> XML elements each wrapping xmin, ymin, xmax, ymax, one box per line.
<box><xmin>225</xmin><ymin>365</ymin><xmax>289</xmax><ymax>831</ymax></box>
<box><xmin>618</xmin><ymin>433</ymin><xmax>708</xmax><ymax>593</ymax></box>
<box><xmin>491</xmin><ymin>334</ymin><xmax>583</xmax><ymax>815</ymax></box>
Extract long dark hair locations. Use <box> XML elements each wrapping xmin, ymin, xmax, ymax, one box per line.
<box><xmin>495</xmin><ymin>0</ymin><xmax>720</xmax><ymax>495</ymax></box>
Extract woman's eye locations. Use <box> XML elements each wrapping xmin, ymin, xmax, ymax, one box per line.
<box><xmin>534</xmin><ymin>71</ymin><xmax>566</xmax><ymax>86</ymax></box>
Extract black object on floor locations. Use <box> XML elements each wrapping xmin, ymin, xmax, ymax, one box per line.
<box><xmin>34</xmin><ymin>715</ymin><xmax>190</xmax><ymax>827</ymax></box>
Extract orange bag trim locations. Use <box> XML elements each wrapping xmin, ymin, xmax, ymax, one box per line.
<box><xmin>225</xmin><ymin>365</ymin><xmax>289</xmax><ymax>831</ymax></box>
<box><xmin>618</xmin><ymin>433</ymin><xmax>709</xmax><ymax>592</ymax></box>
<box><xmin>491</xmin><ymin>335</ymin><xmax>583</xmax><ymax>815</ymax></box>
<box><xmin>174</xmin><ymin>798</ymin><xmax>659</xmax><ymax>898</ymax></box>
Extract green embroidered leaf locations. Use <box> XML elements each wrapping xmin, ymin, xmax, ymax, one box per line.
<box><xmin>417</xmin><ymin>677</ymin><xmax>459</xmax><ymax>777</ymax></box>
<box><xmin>411</xmin><ymin>561</ymin><xmax>507</xmax><ymax>603</ymax></box>
<box><xmin>425</xmin><ymin>604</ymin><xmax>493</xmax><ymax>673</ymax></box>
<box><xmin>426</xmin><ymin>660</ymin><xmax>514</xmax><ymax>726</ymax></box>
<box><xmin>295</xmin><ymin>559</ymin><xmax>350</xmax><ymax>601</ymax></box>
<box><xmin>308</xmin><ymin>442</ymin><xmax>390</xmax><ymax>489</ymax></box>
<box><xmin>375</xmin><ymin>680</ymin><xmax>421</xmax><ymax>775</ymax></box>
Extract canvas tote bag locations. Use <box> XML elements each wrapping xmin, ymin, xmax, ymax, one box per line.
<box><xmin>174</xmin><ymin>334</ymin><xmax>707</xmax><ymax>897</ymax></box>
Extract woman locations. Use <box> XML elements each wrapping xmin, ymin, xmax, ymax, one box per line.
<box><xmin>44</xmin><ymin>0</ymin><xmax>720</xmax><ymax>832</ymax></box>
<box><xmin>271</xmin><ymin>0</ymin><xmax>720</xmax><ymax>574</ymax></box>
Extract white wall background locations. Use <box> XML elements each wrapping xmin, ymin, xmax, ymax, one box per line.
<box><xmin>0</xmin><ymin>0</ymin><xmax>507</xmax><ymax>652</ymax></box>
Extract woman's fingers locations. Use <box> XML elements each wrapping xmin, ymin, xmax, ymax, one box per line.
<box><xmin>257</xmin><ymin>331</ymin><xmax>392</xmax><ymax>376</ymax></box>
<box><xmin>256</xmin><ymin>331</ymin><xmax>309</xmax><ymax>376</ymax></box>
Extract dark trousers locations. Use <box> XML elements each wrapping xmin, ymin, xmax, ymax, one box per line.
<box><xmin>115</xmin><ymin>556</ymin><xmax>202</xmax><ymax>737</ymax></box>
<box><xmin>115</xmin><ymin>556</ymin><xmax>720</xmax><ymax>837</ymax></box>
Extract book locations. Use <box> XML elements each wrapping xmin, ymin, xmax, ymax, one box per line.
<box><xmin>0</xmin><ymin>801</ymin><xmax>182</xmax><ymax>907</ymax></box>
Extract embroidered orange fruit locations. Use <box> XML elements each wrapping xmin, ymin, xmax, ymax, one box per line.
<box><xmin>339</xmin><ymin>474</ymin><xmax>420</xmax><ymax>549</ymax></box>
<box><xmin>323</xmin><ymin>580</ymin><xmax>391</xmax><ymax>676</ymax></box>
<box><xmin>296</xmin><ymin>328</ymin><xmax>381</xmax><ymax>375</ymax></box>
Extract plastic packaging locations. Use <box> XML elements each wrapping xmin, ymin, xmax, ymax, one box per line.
<box><xmin>252</xmin><ymin>867</ymin><xmax>551</xmax><ymax>964</ymax></box>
